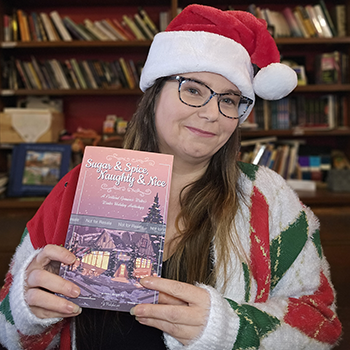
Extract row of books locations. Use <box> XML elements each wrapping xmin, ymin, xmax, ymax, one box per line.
<box><xmin>3</xmin><ymin>8</ymin><xmax>159</xmax><ymax>42</ymax></box>
<box><xmin>2</xmin><ymin>57</ymin><xmax>143</xmax><ymax>91</ymax></box>
<box><xmin>248</xmin><ymin>94</ymin><xmax>346</xmax><ymax>131</ymax></box>
<box><xmin>315</xmin><ymin>51</ymin><xmax>349</xmax><ymax>84</ymax></box>
<box><xmin>240</xmin><ymin>138</ymin><xmax>331</xmax><ymax>183</ymax></box>
<box><xmin>247</xmin><ymin>2</ymin><xmax>346</xmax><ymax>38</ymax></box>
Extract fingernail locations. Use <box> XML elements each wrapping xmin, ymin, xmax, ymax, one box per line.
<box><xmin>67</xmin><ymin>303</ymin><xmax>81</xmax><ymax>314</ymax></box>
<box><xmin>129</xmin><ymin>307</ymin><xmax>135</xmax><ymax>316</ymax></box>
<box><xmin>71</xmin><ymin>288</ymin><xmax>80</xmax><ymax>297</ymax></box>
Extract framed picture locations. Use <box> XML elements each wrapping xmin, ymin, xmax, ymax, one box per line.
<box><xmin>292</xmin><ymin>65</ymin><xmax>307</xmax><ymax>86</ymax></box>
<box><xmin>7</xmin><ymin>143</ymin><xmax>71</xmax><ymax>197</ymax></box>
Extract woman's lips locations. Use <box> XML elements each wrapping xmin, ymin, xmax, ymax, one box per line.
<box><xmin>186</xmin><ymin>126</ymin><xmax>216</xmax><ymax>137</ymax></box>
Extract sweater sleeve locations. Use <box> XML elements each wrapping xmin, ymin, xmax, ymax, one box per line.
<box><xmin>164</xmin><ymin>164</ymin><xmax>342</xmax><ymax>350</ymax></box>
<box><xmin>0</xmin><ymin>166</ymin><xmax>81</xmax><ymax>350</ymax></box>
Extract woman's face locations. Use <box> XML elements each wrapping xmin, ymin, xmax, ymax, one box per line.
<box><xmin>154</xmin><ymin>72</ymin><xmax>240</xmax><ymax>166</ymax></box>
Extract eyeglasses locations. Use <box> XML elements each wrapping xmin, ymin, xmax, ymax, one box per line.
<box><xmin>167</xmin><ymin>76</ymin><xmax>253</xmax><ymax>120</ymax></box>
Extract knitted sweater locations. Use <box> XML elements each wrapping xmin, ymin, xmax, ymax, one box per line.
<box><xmin>0</xmin><ymin>162</ymin><xmax>342</xmax><ymax>350</ymax></box>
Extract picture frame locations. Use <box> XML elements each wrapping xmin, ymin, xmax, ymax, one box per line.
<box><xmin>7</xmin><ymin>143</ymin><xmax>71</xmax><ymax>197</ymax></box>
<box><xmin>292</xmin><ymin>65</ymin><xmax>307</xmax><ymax>86</ymax></box>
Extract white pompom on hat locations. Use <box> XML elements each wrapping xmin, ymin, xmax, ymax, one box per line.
<box><xmin>140</xmin><ymin>4</ymin><xmax>298</xmax><ymax>123</ymax></box>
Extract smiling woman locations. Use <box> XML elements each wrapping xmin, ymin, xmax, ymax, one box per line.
<box><xmin>0</xmin><ymin>4</ymin><xmax>341</xmax><ymax>350</ymax></box>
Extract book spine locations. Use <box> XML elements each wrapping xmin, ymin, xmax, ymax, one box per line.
<box><xmin>295</xmin><ymin>6</ymin><xmax>317</xmax><ymax>37</ymax></box>
<box><xmin>3</xmin><ymin>15</ymin><xmax>11</xmax><ymax>41</ymax></box>
<box><xmin>50</xmin><ymin>11</ymin><xmax>72</xmax><ymax>41</ymax></box>
<box><xmin>292</xmin><ymin>8</ymin><xmax>310</xmax><ymax>38</ymax></box>
<box><xmin>94</xmin><ymin>20</ymin><xmax>118</xmax><ymax>40</ymax></box>
<box><xmin>139</xmin><ymin>8</ymin><xmax>159</xmax><ymax>35</ymax></box>
<box><xmin>40</xmin><ymin>13</ymin><xmax>59</xmax><ymax>41</ymax></box>
<box><xmin>319</xmin><ymin>0</ymin><xmax>337</xmax><ymax>36</ymax></box>
<box><xmin>30</xmin><ymin>12</ymin><xmax>42</xmax><ymax>41</ymax></box>
<box><xmin>36</xmin><ymin>13</ymin><xmax>48</xmax><ymax>41</ymax></box>
<box><xmin>304</xmin><ymin>5</ymin><xmax>324</xmax><ymax>37</ymax></box>
<box><xmin>82</xmin><ymin>60</ymin><xmax>98</xmax><ymax>89</ymax></box>
<box><xmin>84</xmin><ymin>19</ymin><xmax>109</xmax><ymax>41</ymax></box>
<box><xmin>11</xmin><ymin>10</ymin><xmax>18</xmax><ymax>41</ymax></box>
<box><xmin>70</xmin><ymin>58</ymin><xmax>88</xmax><ymax>89</ymax></box>
<box><xmin>104</xmin><ymin>19</ymin><xmax>128</xmax><ymax>40</ymax></box>
<box><xmin>15</xmin><ymin>59</ymin><xmax>32</xmax><ymax>89</ymax></box>
<box><xmin>63</xmin><ymin>17</ymin><xmax>91</xmax><ymax>41</ymax></box>
<box><xmin>31</xmin><ymin>56</ymin><xmax>48</xmax><ymax>89</ymax></box>
<box><xmin>119</xmin><ymin>57</ymin><xmax>135</xmax><ymax>89</ymax></box>
<box><xmin>112</xmin><ymin>18</ymin><xmax>136</xmax><ymax>40</ymax></box>
<box><xmin>313</xmin><ymin>4</ymin><xmax>333</xmax><ymax>37</ymax></box>
<box><xmin>134</xmin><ymin>13</ymin><xmax>154</xmax><ymax>40</ymax></box>
<box><xmin>122</xmin><ymin>15</ymin><xmax>146</xmax><ymax>40</ymax></box>
<box><xmin>65</xmin><ymin>60</ymin><xmax>81</xmax><ymax>89</ymax></box>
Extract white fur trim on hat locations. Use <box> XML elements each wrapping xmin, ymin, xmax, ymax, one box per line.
<box><xmin>140</xmin><ymin>31</ymin><xmax>255</xmax><ymax>122</ymax></box>
<box><xmin>253</xmin><ymin>63</ymin><xmax>298</xmax><ymax>100</ymax></box>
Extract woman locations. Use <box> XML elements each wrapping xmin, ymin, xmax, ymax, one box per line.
<box><xmin>0</xmin><ymin>5</ymin><xmax>342</xmax><ymax>350</ymax></box>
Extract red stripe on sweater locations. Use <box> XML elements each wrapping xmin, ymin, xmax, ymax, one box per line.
<box><xmin>0</xmin><ymin>270</ymin><xmax>13</xmax><ymax>302</ymax></box>
<box><xmin>250</xmin><ymin>186</ymin><xmax>271</xmax><ymax>302</ymax></box>
<box><xmin>285</xmin><ymin>272</ymin><xmax>342</xmax><ymax>344</ymax></box>
<box><xmin>19</xmin><ymin>320</ymin><xmax>68</xmax><ymax>350</ymax></box>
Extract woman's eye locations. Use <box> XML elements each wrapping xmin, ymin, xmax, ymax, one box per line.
<box><xmin>187</xmin><ymin>87</ymin><xmax>200</xmax><ymax>95</ymax></box>
<box><xmin>221</xmin><ymin>97</ymin><xmax>236</xmax><ymax>106</ymax></box>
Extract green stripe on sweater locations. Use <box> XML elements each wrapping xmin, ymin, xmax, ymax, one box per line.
<box><xmin>226</xmin><ymin>298</ymin><xmax>280</xmax><ymax>349</ymax></box>
<box><xmin>0</xmin><ymin>294</ymin><xmax>15</xmax><ymax>325</ymax></box>
<box><xmin>238</xmin><ymin>162</ymin><xmax>259</xmax><ymax>181</ymax></box>
<box><xmin>270</xmin><ymin>211</ymin><xmax>308</xmax><ymax>290</ymax></box>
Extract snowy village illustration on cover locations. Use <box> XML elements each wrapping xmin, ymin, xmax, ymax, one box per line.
<box><xmin>59</xmin><ymin>146</ymin><xmax>173</xmax><ymax>312</ymax></box>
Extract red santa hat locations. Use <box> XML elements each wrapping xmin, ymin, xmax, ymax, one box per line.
<box><xmin>140</xmin><ymin>4</ymin><xmax>297</xmax><ymax>122</ymax></box>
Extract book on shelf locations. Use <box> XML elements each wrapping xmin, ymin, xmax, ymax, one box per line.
<box><xmin>282</xmin><ymin>7</ymin><xmax>303</xmax><ymax>37</ymax></box>
<box><xmin>304</xmin><ymin>5</ymin><xmax>324</xmax><ymax>37</ymax></box>
<box><xmin>3</xmin><ymin>15</ymin><xmax>12</xmax><ymax>41</ymax></box>
<box><xmin>332</xmin><ymin>5</ymin><xmax>347</xmax><ymax>37</ymax></box>
<box><xmin>83</xmin><ymin>19</ymin><xmax>109</xmax><ymax>41</ymax></box>
<box><xmin>118</xmin><ymin>58</ymin><xmax>136</xmax><ymax>89</ymax></box>
<box><xmin>63</xmin><ymin>16</ymin><xmax>93</xmax><ymax>41</ymax></box>
<box><xmin>17</xmin><ymin>9</ymin><xmax>31</xmax><ymax>42</ymax></box>
<box><xmin>313</xmin><ymin>4</ymin><xmax>333</xmax><ymax>37</ymax></box>
<box><xmin>59</xmin><ymin>146</ymin><xmax>173</xmax><ymax>312</ymax></box>
<box><xmin>122</xmin><ymin>14</ymin><xmax>146</xmax><ymax>40</ymax></box>
<box><xmin>134</xmin><ymin>13</ymin><xmax>155</xmax><ymax>40</ymax></box>
<box><xmin>294</xmin><ymin>6</ymin><xmax>317</xmax><ymax>37</ymax></box>
<box><xmin>50</xmin><ymin>11</ymin><xmax>73</xmax><ymax>41</ymax></box>
<box><xmin>70</xmin><ymin>58</ymin><xmax>88</xmax><ymax>89</ymax></box>
<box><xmin>40</xmin><ymin>12</ymin><xmax>60</xmax><ymax>41</ymax></box>
<box><xmin>138</xmin><ymin>8</ymin><xmax>159</xmax><ymax>36</ymax></box>
<box><xmin>112</xmin><ymin>18</ymin><xmax>136</xmax><ymax>41</ymax></box>
<box><xmin>319</xmin><ymin>0</ymin><xmax>337</xmax><ymax>36</ymax></box>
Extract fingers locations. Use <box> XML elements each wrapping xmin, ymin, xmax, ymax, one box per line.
<box><xmin>131</xmin><ymin>277</ymin><xmax>210</xmax><ymax>345</ymax></box>
<box><xmin>140</xmin><ymin>277</ymin><xmax>209</xmax><ymax>305</ymax></box>
<box><xmin>26</xmin><ymin>288</ymin><xmax>82</xmax><ymax>319</ymax></box>
<box><xmin>26</xmin><ymin>268</ymin><xmax>80</xmax><ymax>298</ymax></box>
<box><xmin>35</xmin><ymin>245</ymin><xmax>76</xmax><ymax>269</ymax></box>
<box><xmin>24</xmin><ymin>244</ymin><xmax>82</xmax><ymax>319</ymax></box>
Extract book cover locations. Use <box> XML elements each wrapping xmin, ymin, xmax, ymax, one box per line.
<box><xmin>59</xmin><ymin>146</ymin><xmax>173</xmax><ymax>312</ymax></box>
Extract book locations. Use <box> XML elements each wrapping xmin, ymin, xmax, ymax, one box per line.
<box><xmin>319</xmin><ymin>0</ymin><xmax>337</xmax><ymax>36</ymax></box>
<box><xmin>94</xmin><ymin>20</ymin><xmax>119</xmax><ymax>41</ymax></box>
<box><xmin>332</xmin><ymin>4</ymin><xmax>347</xmax><ymax>37</ymax></box>
<box><xmin>3</xmin><ymin>15</ymin><xmax>12</xmax><ymax>42</ymax></box>
<box><xmin>119</xmin><ymin>57</ymin><xmax>136</xmax><ymax>89</ymax></box>
<box><xmin>134</xmin><ymin>13</ymin><xmax>154</xmax><ymax>40</ymax></box>
<box><xmin>104</xmin><ymin>19</ymin><xmax>128</xmax><ymax>40</ymax></box>
<box><xmin>50</xmin><ymin>11</ymin><xmax>73</xmax><ymax>41</ymax></box>
<box><xmin>84</xmin><ymin>19</ymin><xmax>110</xmax><ymax>41</ymax></box>
<box><xmin>59</xmin><ymin>146</ymin><xmax>173</xmax><ymax>312</ymax></box>
<box><xmin>304</xmin><ymin>5</ymin><xmax>324</xmax><ymax>37</ymax></box>
<box><xmin>282</xmin><ymin>7</ymin><xmax>303</xmax><ymax>37</ymax></box>
<box><xmin>138</xmin><ymin>8</ymin><xmax>159</xmax><ymax>36</ymax></box>
<box><xmin>113</xmin><ymin>18</ymin><xmax>136</xmax><ymax>40</ymax></box>
<box><xmin>63</xmin><ymin>16</ymin><xmax>92</xmax><ymax>41</ymax></box>
<box><xmin>313</xmin><ymin>4</ymin><xmax>333</xmax><ymax>37</ymax></box>
<box><xmin>40</xmin><ymin>12</ymin><xmax>60</xmax><ymax>41</ymax></box>
<box><xmin>17</xmin><ymin>9</ymin><xmax>31</xmax><ymax>42</ymax></box>
<box><xmin>294</xmin><ymin>6</ymin><xmax>317</xmax><ymax>37</ymax></box>
<box><xmin>122</xmin><ymin>15</ymin><xmax>146</xmax><ymax>40</ymax></box>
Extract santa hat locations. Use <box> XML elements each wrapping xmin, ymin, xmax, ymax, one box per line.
<box><xmin>140</xmin><ymin>4</ymin><xmax>297</xmax><ymax>122</ymax></box>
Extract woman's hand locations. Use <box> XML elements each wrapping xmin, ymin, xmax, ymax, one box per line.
<box><xmin>25</xmin><ymin>244</ymin><xmax>82</xmax><ymax>319</ymax></box>
<box><xmin>131</xmin><ymin>277</ymin><xmax>210</xmax><ymax>346</ymax></box>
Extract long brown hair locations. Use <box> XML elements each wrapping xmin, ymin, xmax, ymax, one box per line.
<box><xmin>124</xmin><ymin>77</ymin><xmax>246</xmax><ymax>291</ymax></box>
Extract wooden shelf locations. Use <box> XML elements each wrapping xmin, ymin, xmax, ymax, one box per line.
<box><xmin>297</xmin><ymin>188</ymin><xmax>350</xmax><ymax>206</ymax></box>
<box><xmin>275</xmin><ymin>37</ymin><xmax>350</xmax><ymax>45</ymax></box>
<box><xmin>241</xmin><ymin>128</ymin><xmax>350</xmax><ymax>137</ymax></box>
<box><xmin>0</xmin><ymin>197</ymin><xmax>45</xmax><ymax>209</ymax></box>
<box><xmin>1</xmin><ymin>40</ymin><xmax>152</xmax><ymax>49</ymax></box>
<box><xmin>0</xmin><ymin>88</ymin><xmax>143</xmax><ymax>96</ymax></box>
